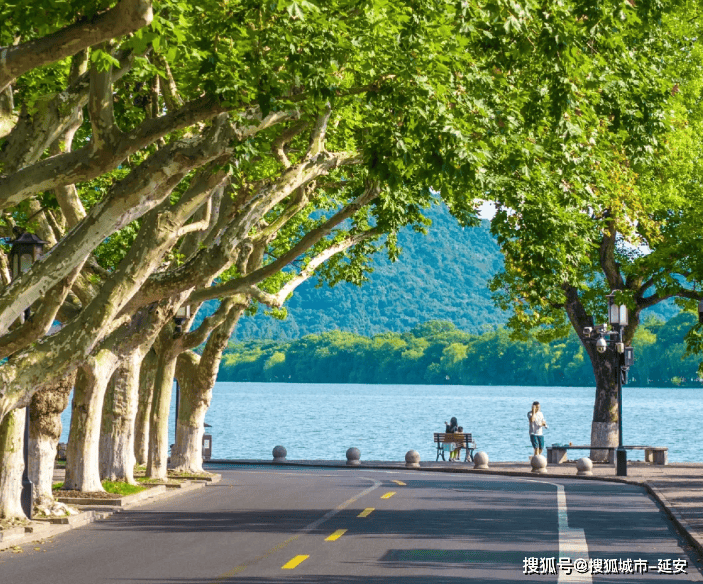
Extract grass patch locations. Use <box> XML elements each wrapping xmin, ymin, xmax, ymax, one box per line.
<box><xmin>101</xmin><ymin>481</ymin><xmax>146</xmax><ymax>496</ymax></box>
<box><xmin>54</xmin><ymin>460</ymin><xmax>66</xmax><ymax>468</ymax></box>
<box><xmin>52</xmin><ymin>482</ymin><xmax>64</xmax><ymax>490</ymax></box>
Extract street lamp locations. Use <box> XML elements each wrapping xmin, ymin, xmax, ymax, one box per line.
<box><xmin>582</xmin><ymin>291</ymin><xmax>634</xmax><ymax>477</ymax></box>
<box><xmin>9</xmin><ymin>230</ymin><xmax>47</xmax><ymax>519</ymax></box>
<box><xmin>173</xmin><ymin>304</ymin><xmax>191</xmax><ymax>337</ymax></box>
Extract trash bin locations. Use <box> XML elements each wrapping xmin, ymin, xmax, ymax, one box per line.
<box><xmin>202</xmin><ymin>433</ymin><xmax>212</xmax><ymax>461</ymax></box>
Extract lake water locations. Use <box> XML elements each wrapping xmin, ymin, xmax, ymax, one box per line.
<box><xmin>59</xmin><ymin>383</ymin><xmax>702</xmax><ymax>463</ymax></box>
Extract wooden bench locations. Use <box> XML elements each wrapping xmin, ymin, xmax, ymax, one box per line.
<box><xmin>434</xmin><ymin>433</ymin><xmax>476</xmax><ymax>463</ymax></box>
<box><xmin>547</xmin><ymin>445</ymin><xmax>668</xmax><ymax>465</ymax></box>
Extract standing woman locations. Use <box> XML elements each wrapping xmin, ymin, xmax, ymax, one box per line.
<box><xmin>527</xmin><ymin>402</ymin><xmax>547</xmax><ymax>456</ymax></box>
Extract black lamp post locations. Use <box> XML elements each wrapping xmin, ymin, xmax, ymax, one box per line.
<box><xmin>173</xmin><ymin>304</ymin><xmax>191</xmax><ymax>448</ymax></box>
<box><xmin>9</xmin><ymin>231</ymin><xmax>47</xmax><ymax>519</ymax></box>
<box><xmin>583</xmin><ymin>291</ymin><xmax>634</xmax><ymax>477</ymax></box>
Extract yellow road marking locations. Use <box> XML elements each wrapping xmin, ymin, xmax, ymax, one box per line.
<box><xmin>357</xmin><ymin>507</ymin><xmax>374</xmax><ymax>517</ymax></box>
<box><xmin>212</xmin><ymin>478</ymin><xmax>381</xmax><ymax>582</ymax></box>
<box><xmin>282</xmin><ymin>555</ymin><xmax>309</xmax><ymax>570</ymax></box>
<box><xmin>392</xmin><ymin>480</ymin><xmax>406</xmax><ymax>486</ymax></box>
<box><xmin>381</xmin><ymin>491</ymin><xmax>396</xmax><ymax>499</ymax></box>
<box><xmin>325</xmin><ymin>529</ymin><xmax>347</xmax><ymax>541</ymax></box>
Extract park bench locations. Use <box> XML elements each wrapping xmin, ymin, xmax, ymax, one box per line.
<box><xmin>434</xmin><ymin>432</ymin><xmax>476</xmax><ymax>463</ymax></box>
<box><xmin>546</xmin><ymin>445</ymin><xmax>668</xmax><ymax>466</ymax></box>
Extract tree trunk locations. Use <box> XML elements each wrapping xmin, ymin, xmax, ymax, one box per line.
<box><xmin>28</xmin><ymin>372</ymin><xmax>75</xmax><ymax>503</ymax></box>
<box><xmin>563</xmin><ymin>284</ymin><xmax>620</xmax><ymax>461</ymax></box>
<box><xmin>170</xmin><ymin>352</ymin><xmax>207</xmax><ymax>473</ymax></box>
<box><xmin>0</xmin><ymin>409</ymin><xmax>26</xmax><ymax>519</ymax></box>
<box><xmin>99</xmin><ymin>352</ymin><xmax>140</xmax><ymax>483</ymax></box>
<box><xmin>64</xmin><ymin>351</ymin><xmax>118</xmax><ymax>491</ymax></box>
<box><xmin>170</xmin><ymin>301</ymin><xmax>247</xmax><ymax>473</ymax></box>
<box><xmin>146</xmin><ymin>350</ymin><xmax>177</xmax><ymax>480</ymax></box>
<box><xmin>134</xmin><ymin>348</ymin><xmax>157</xmax><ymax>466</ymax></box>
<box><xmin>588</xmin><ymin>350</ymin><xmax>619</xmax><ymax>462</ymax></box>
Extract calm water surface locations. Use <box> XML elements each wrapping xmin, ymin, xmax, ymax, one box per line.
<box><xmin>59</xmin><ymin>383</ymin><xmax>701</xmax><ymax>462</ymax></box>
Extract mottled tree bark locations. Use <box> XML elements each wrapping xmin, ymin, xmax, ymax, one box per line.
<box><xmin>99</xmin><ymin>352</ymin><xmax>141</xmax><ymax>483</ymax></box>
<box><xmin>0</xmin><ymin>409</ymin><xmax>26</xmax><ymax>519</ymax></box>
<box><xmin>134</xmin><ymin>349</ymin><xmax>157</xmax><ymax>466</ymax></box>
<box><xmin>146</xmin><ymin>347</ymin><xmax>177</xmax><ymax>480</ymax></box>
<box><xmin>64</xmin><ymin>352</ymin><xmax>119</xmax><ymax>492</ymax></box>
<box><xmin>28</xmin><ymin>372</ymin><xmax>75</xmax><ymax>503</ymax></box>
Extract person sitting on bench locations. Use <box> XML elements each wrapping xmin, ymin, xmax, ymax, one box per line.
<box><xmin>445</xmin><ymin>417</ymin><xmax>459</xmax><ymax>461</ymax></box>
<box><xmin>450</xmin><ymin>426</ymin><xmax>465</xmax><ymax>462</ymax></box>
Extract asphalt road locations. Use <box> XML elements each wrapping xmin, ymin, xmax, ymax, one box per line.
<box><xmin>0</xmin><ymin>465</ymin><xmax>701</xmax><ymax>583</ymax></box>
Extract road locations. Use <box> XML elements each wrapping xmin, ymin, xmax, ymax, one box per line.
<box><xmin>0</xmin><ymin>465</ymin><xmax>701</xmax><ymax>583</ymax></box>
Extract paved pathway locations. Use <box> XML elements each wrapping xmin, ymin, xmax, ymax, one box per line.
<box><xmin>206</xmin><ymin>458</ymin><xmax>703</xmax><ymax>563</ymax></box>
<box><xmin>0</xmin><ymin>463</ymin><xmax>699</xmax><ymax>583</ymax></box>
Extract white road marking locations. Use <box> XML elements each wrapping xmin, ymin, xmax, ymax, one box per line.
<box><xmin>555</xmin><ymin>484</ymin><xmax>591</xmax><ymax>584</ymax></box>
<box><xmin>517</xmin><ymin>478</ymin><xmax>590</xmax><ymax>582</ymax></box>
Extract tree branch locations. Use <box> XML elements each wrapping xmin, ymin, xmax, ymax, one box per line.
<box><xmin>243</xmin><ymin>227</ymin><xmax>381</xmax><ymax>308</ymax></box>
<box><xmin>306</xmin><ymin>103</ymin><xmax>332</xmax><ymax>159</ymax></box>
<box><xmin>88</xmin><ymin>43</ymin><xmax>122</xmax><ymax>151</ymax></box>
<box><xmin>176</xmin><ymin>196</ymin><xmax>212</xmax><ymax>238</ymax></box>
<box><xmin>0</xmin><ymin>0</ymin><xmax>153</xmax><ymax>93</ymax></box>
<box><xmin>0</xmin><ymin>102</ymin><xmax>297</xmax><ymax>210</ymax></box>
<box><xmin>189</xmin><ymin>185</ymin><xmax>379</xmax><ymax>305</ymax></box>
<box><xmin>598</xmin><ymin>215</ymin><xmax>625</xmax><ymax>291</ymax></box>
<box><xmin>0</xmin><ymin>260</ymin><xmax>85</xmax><ymax>360</ymax></box>
<box><xmin>272</xmin><ymin>120</ymin><xmax>309</xmax><ymax>167</ymax></box>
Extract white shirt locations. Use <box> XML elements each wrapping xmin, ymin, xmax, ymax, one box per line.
<box><xmin>528</xmin><ymin>411</ymin><xmax>545</xmax><ymax>435</ymax></box>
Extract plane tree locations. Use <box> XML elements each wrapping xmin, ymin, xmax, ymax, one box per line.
<box><xmin>0</xmin><ymin>0</ymin><xmax>530</xmax><ymax>517</ymax></box>
<box><xmin>479</xmin><ymin>0</ymin><xmax>703</xmax><ymax>456</ymax></box>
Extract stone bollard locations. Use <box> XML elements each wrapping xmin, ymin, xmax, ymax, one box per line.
<box><xmin>531</xmin><ymin>454</ymin><xmax>548</xmax><ymax>474</ymax></box>
<box><xmin>346</xmin><ymin>447</ymin><xmax>361</xmax><ymax>466</ymax></box>
<box><xmin>473</xmin><ymin>451</ymin><xmax>489</xmax><ymax>470</ymax></box>
<box><xmin>272</xmin><ymin>445</ymin><xmax>287</xmax><ymax>462</ymax></box>
<box><xmin>405</xmin><ymin>450</ymin><xmax>420</xmax><ymax>468</ymax></box>
<box><xmin>576</xmin><ymin>457</ymin><xmax>593</xmax><ymax>476</ymax></box>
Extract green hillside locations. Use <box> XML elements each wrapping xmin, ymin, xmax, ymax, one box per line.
<box><xmin>228</xmin><ymin>205</ymin><xmax>503</xmax><ymax>340</ymax></box>
<box><xmin>217</xmin><ymin>203</ymin><xmax>677</xmax><ymax>340</ymax></box>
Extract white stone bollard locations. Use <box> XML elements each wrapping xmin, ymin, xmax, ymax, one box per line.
<box><xmin>272</xmin><ymin>445</ymin><xmax>287</xmax><ymax>462</ymax></box>
<box><xmin>576</xmin><ymin>457</ymin><xmax>593</xmax><ymax>476</ymax></box>
<box><xmin>473</xmin><ymin>451</ymin><xmax>489</xmax><ymax>470</ymax></box>
<box><xmin>531</xmin><ymin>454</ymin><xmax>548</xmax><ymax>474</ymax></box>
<box><xmin>405</xmin><ymin>450</ymin><xmax>420</xmax><ymax>468</ymax></box>
<box><xmin>346</xmin><ymin>447</ymin><xmax>361</xmax><ymax>466</ymax></box>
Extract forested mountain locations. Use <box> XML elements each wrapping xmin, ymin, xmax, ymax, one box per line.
<box><xmin>219</xmin><ymin>314</ymin><xmax>701</xmax><ymax>387</ymax></box>
<box><xmin>198</xmin><ymin>203</ymin><xmax>678</xmax><ymax>340</ymax></box>
<box><xmin>227</xmin><ymin>204</ymin><xmax>504</xmax><ymax>339</ymax></box>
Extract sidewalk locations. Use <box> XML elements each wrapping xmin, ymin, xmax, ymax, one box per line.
<box><xmin>205</xmin><ymin>457</ymin><xmax>703</xmax><ymax>559</ymax></box>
